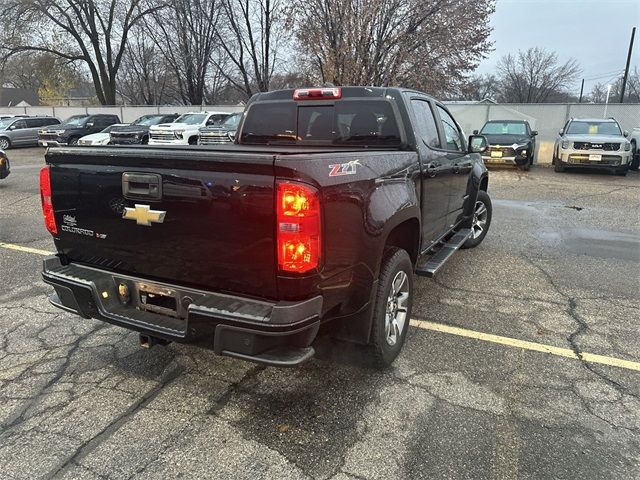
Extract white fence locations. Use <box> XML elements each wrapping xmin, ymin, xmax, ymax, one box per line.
<box><xmin>1</xmin><ymin>102</ymin><xmax>638</xmax><ymax>164</ymax></box>
<box><xmin>446</xmin><ymin>103</ymin><xmax>640</xmax><ymax>164</ymax></box>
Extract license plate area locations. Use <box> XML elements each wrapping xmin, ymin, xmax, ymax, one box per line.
<box><xmin>589</xmin><ymin>154</ymin><xmax>602</xmax><ymax>161</ymax></box>
<box><xmin>490</xmin><ymin>150</ymin><xmax>503</xmax><ymax>158</ymax></box>
<box><xmin>138</xmin><ymin>283</ymin><xmax>178</xmax><ymax>317</ymax></box>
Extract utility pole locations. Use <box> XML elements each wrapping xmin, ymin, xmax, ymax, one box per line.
<box><xmin>619</xmin><ymin>27</ymin><xmax>636</xmax><ymax>103</ymax></box>
<box><xmin>579</xmin><ymin>79</ymin><xmax>584</xmax><ymax>103</ymax></box>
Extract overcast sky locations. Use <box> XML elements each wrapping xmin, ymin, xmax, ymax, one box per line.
<box><xmin>476</xmin><ymin>0</ymin><xmax>639</xmax><ymax>95</ymax></box>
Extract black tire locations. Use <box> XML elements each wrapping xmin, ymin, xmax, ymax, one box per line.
<box><xmin>519</xmin><ymin>161</ymin><xmax>530</xmax><ymax>171</ymax></box>
<box><xmin>615</xmin><ymin>167</ymin><xmax>628</xmax><ymax>177</ymax></box>
<box><xmin>554</xmin><ymin>160</ymin><xmax>565</xmax><ymax>173</ymax></box>
<box><xmin>462</xmin><ymin>190</ymin><xmax>492</xmax><ymax>249</ymax></box>
<box><xmin>0</xmin><ymin>137</ymin><xmax>11</xmax><ymax>150</ymax></box>
<box><xmin>68</xmin><ymin>137</ymin><xmax>79</xmax><ymax>145</ymax></box>
<box><xmin>141</xmin><ymin>136</ymin><xmax>149</xmax><ymax>145</ymax></box>
<box><xmin>188</xmin><ymin>137</ymin><xmax>198</xmax><ymax>145</ymax></box>
<box><xmin>630</xmin><ymin>141</ymin><xmax>639</xmax><ymax>171</ymax></box>
<box><xmin>369</xmin><ymin>247</ymin><xmax>414</xmax><ymax>369</ymax></box>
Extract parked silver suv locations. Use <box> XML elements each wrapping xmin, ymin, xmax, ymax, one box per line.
<box><xmin>552</xmin><ymin>118</ymin><xmax>632</xmax><ymax>176</ymax></box>
<box><xmin>0</xmin><ymin>116</ymin><xmax>61</xmax><ymax>149</ymax></box>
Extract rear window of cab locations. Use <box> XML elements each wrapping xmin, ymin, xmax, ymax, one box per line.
<box><xmin>240</xmin><ymin>100</ymin><xmax>402</xmax><ymax>147</ymax></box>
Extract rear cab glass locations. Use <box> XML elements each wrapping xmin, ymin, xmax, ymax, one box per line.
<box><xmin>240</xmin><ymin>99</ymin><xmax>403</xmax><ymax>147</ymax></box>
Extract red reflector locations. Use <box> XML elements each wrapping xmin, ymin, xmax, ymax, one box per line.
<box><xmin>293</xmin><ymin>87</ymin><xmax>342</xmax><ymax>101</ymax></box>
<box><xmin>277</xmin><ymin>182</ymin><xmax>321</xmax><ymax>273</ymax></box>
<box><xmin>39</xmin><ymin>166</ymin><xmax>58</xmax><ymax>235</ymax></box>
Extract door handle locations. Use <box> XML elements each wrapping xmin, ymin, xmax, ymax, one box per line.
<box><xmin>122</xmin><ymin>172</ymin><xmax>162</xmax><ymax>200</ymax></box>
<box><xmin>426</xmin><ymin>162</ymin><xmax>440</xmax><ymax>177</ymax></box>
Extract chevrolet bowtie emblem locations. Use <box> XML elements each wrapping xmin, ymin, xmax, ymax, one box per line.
<box><xmin>122</xmin><ymin>204</ymin><xmax>166</xmax><ymax>226</ymax></box>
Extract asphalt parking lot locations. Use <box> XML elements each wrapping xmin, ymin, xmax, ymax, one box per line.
<box><xmin>1</xmin><ymin>148</ymin><xmax>639</xmax><ymax>479</ymax></box>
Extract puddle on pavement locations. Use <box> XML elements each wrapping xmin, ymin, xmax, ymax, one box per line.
<box><xmin>539</xmin><ymin>228</ymin><xmax>639</xmax><ymax>261</ymax></box>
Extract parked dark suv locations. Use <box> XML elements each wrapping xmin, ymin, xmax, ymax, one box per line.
<box><xmin>38</xmin><ymin>114</ymin><xmax>121</xmax><ymax>147</ymax></box>
<box><xmin>0</xmin><ymin>116</ymin><xmax>61</xmax><ymax>149</ymax></box>
<box><xmin>109</xmin><ymin>114</ymin><xmax>179</xmax><ymax>145</ymax></box>
<box><xmin>474</xmin><ymin>120</ymin><xmax>537</xmax><ymax>171</ymax></box>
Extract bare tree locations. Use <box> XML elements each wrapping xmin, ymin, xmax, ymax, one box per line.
<box><xmin>496</xmin><ymin>48</ymin><xmax>581</xmax><ymax>103</ymax></box>
<box><xmin>216</xmin><ymin>0</ymin><xmax>288</xmax><ymax>98</ymax></box>
<box><xmin>0</xmin><ymin>0</ymin><xmax>166</xmax><ymax>105</ymax></box>
<box><xmin>144</xmin><ymin>0</ymin><xmax>223</xmax><ymax>105</ymax></box>
<box><xmin>118</xmin><ymin>32</ymin><xmax>175</xmax><ymax>105</ymax></box>
<box><xmin>292</xmin><ymin>0</ymin><xmax>494</xmax><ymax>96</ymax></box>
<box><xmin>452</xmin><ymin>73</ymin><xmax>500</xmax><ymax>101</ymax></box>
<box><xmin>589</xmin><ymin>68</ymin><xmax>640</xmax><ymax>103</ymax></box>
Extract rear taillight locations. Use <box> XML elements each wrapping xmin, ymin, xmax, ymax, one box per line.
<box><xmin>277</xmin><ymin>181</ymin><xmax>321</xmax><ymax>273</ymax></box>
<box><xmin>39</xmin><ymin>166</ymin><xmax>57</xmax><ymax>235</ymax></box>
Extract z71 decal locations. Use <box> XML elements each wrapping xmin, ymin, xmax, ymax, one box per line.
<box><xmin>329</xmin><ymin>160</ymin><xmax>360</xmax><ymax>177</ymax></box>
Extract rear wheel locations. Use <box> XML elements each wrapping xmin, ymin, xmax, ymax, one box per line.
<box><xmin>630</xmin><ymin>141</ymin><xmax>639</xmax><ymax>171</ymax></box>
<box><xmin>0</xmin><ymin>137</ymin><xmax>10</xmax><ymax>150</ymax></box>
<box><xmin>369</xmin><ymin>248</ymin><xmax>413</xmax><ymax>369</ymax></box>
<box><xmin>68</xmin><ymin>137</ymin><xmax>79</xmax><ymax>145</ymax></box>
<box><xmin>462</xmin><ymin>190</ymin><xmax>492</xmax><ymax>249</ymax></box>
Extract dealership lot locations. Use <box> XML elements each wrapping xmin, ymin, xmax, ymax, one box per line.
<box><xmin>1</xmin><ymin>148</ymin><xmax>639</xmax><ymax>479</ymax></box>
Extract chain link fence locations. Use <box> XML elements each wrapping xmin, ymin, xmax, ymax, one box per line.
<box><xmin>0</xmin><ymin>102</ymin><xmax>638</xmax><ymax>164</ymax></box>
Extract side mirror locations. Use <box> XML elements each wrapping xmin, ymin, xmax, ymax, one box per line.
<box><xmin>9</xmin><ymin>125</ymin><xmax>16</xmax><ymax>130</ymax></box>
<box><xmin>531</xmin><ymin>130</ymin><xmax>538</xmax><ymax>136</ymax></box>
<box><xmin>86</xmin><ymin>123</ymin><xmax>94</xmax><ymax>128</ymax></box>
<box><xmin>472</xmin><ymin>129</ymin><xmax>479</xmax><ymax>135</ymax></box>
<box><xmin>468</xmin><ymin>134</ymin><xmax>487</xmax><ymax>154</ymax></box>
<box><xmin>558</xmin><ymin>129</ymin><xmax>564</xmax><ymax>136</ymax></box>
<box><xmin>623</xmin><ymin>130</ymin><xmax>629</xmax><ymax>137</ymax></box>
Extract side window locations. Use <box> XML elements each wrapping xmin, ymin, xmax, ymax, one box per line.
<box><xmin>11</xmin><ymin>120</ymin><xmax>27</xmax><ymax>130</ymax></box>
<box><xmin>46</xmin><ymin>118</ymin><xmax>61</xmax><ymax>126</ymax></box>
<box><xmin>436</xmin><ymin>105</ymin><xmax>463</xmax><ymax>152</ymax></box>
<box><xmin>410</xmin><ymin>99</ymin><xmax>440</xmax><ymax>148</ymax></box>
<box><xmin>26</xmin><ymin>118</ymin><xmax>43</xmax><ymax>128</ymax></box>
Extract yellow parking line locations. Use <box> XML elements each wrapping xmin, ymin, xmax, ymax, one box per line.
<box><xmin>410</xmin><ymin>319</ymin><xmax>640</xmax><ymax>372</ymax></box>
<box><xmin>0</xmin><ymin>242</ymin><xmax>53</xmax><ymax>256</ymax></box>
<box><xmin>2</xmin><ymin>240</ymin><xmax>638</xmax><ymax>373</ymax></box>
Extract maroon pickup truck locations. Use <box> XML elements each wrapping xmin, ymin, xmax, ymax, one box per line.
<box><xmin>40</xmin><ymin>86</ymin><xmax>491</xmax><ymax>368</ymax></box>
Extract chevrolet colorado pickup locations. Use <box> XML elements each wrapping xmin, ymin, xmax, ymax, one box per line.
<box><xmin>40</xmin><ymin>87</ymin><xmax>491</xmax><ymax>368</ymax></box>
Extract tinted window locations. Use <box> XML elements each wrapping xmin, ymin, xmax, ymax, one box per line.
<box><xmin>436</xmin><ymin>105</ymin><xmax>463</xmax><ymax>151</ymax></box>
<box><xmin>566</xmin><ymin>121</ymin><xmax>622</xmax><ymax>136</ymax></box>
<box><xmin>240</xmin><ymin>100</ymin><xmax>401</xmax><ymax>146</ymax></box>
<box><xmin>411</xmin><ymin>99</ymin><xmax>440</xmax><ymax>148</ymax></box>
<box><xmin>11</xmin><ymin>120</ymin><xmax>27</xmax><ymax>130</ymax></box>
<box><xmin>26</xmin><ymin>118</ymin><xmax>44</xmax><ymax>128</ymax></box>
<box><xmin>65</xmin><ymin>115</ymin><xmax>89</xmax><ymax>126</ymax></box>
<box><xmin>206</xmin><ymin>114</ymin><xmax>230</xmax><ymax>126</ymax></box>
<box><xmin>43</xmin><ymin>118</ymin><xmax>61</xmax><ymax>126</ymax></box>
<box><xmin>481</xmin><ymin>122</ymin><xmax>527</xmax><ymax>135</ymax></box>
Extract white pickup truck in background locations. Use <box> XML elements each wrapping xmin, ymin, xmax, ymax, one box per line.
<box><xmin>149</xmin><ymin>111</ymin><xmax>230</xmax><ymax>145</ymax></box>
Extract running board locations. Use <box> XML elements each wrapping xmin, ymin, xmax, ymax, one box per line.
<box><xmin>415</xmin><ymin>228</ymin><xmax>472</xmax><ymax>277</ymax></box>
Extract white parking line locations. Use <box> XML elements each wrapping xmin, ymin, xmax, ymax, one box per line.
<box><xmin>0</xmin><ymin>242</ymin><xmax>53</xmax><ymax>256</ymax></box>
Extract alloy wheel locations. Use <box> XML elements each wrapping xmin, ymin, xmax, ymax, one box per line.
<box><xmin>385</xmin><ymin>270</ymin><xmax>410</xmax><ymax>346</ymax></box>
<box><xmin>471</xmin><ymin>200</ymin><xmax>488</xmax><ymax>239</ymax></box>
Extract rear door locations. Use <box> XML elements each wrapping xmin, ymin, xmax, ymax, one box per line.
<box><xmin>434</xmin><ymin>104</ymin><xmax>472</xmax><ymax>229</ymax></box>
<box><xmin>26</xmin><ymin>118</ymin><xmax>45</xmax><ymax>144</ymax></box>
<box><xmin>408</xmin><ymin>97</ymin><xmax>452</xmax><ymax>245</ymax></box>
<box><xmin>48</xmin><ymin>148</ymin><xmax>279</xmax><ymax>299</ymax></box>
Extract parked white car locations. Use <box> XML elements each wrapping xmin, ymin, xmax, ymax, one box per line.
<box><xmin>629</xmin><ymin>127</ymin><xmax>640</xmax><ymax>171</ymax></box>
<box><xmin>77</xmin><ymin>124</ymin><xmax>128</xmax><ymax>146</ymax></box>
<box><xmin>148</xmin><ymin>112</ymin><xmax>230</xmax><ymax>145</ymax></box>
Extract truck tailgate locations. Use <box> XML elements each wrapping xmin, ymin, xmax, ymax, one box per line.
<box><xmin>46</xmin><ymin>147</ymin><xmax>277</xmax><ymax>299</ymax></box>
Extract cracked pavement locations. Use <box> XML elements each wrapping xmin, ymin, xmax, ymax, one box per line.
<box><xmin>1</xmin><ymin>149</ymin><xmax>639</xmax><ymax>479</ymax></box>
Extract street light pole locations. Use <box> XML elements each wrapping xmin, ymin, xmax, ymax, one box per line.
<box><xmin>604</xmin><ymin>84</ymin><xmax>612</xmax><ymax>117</ymax></box>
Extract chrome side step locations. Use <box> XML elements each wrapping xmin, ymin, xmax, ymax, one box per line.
<box><xmin>415</xmin><ymin>228</ymin><xmax>472</xmax><ymax>277</ymax></box>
